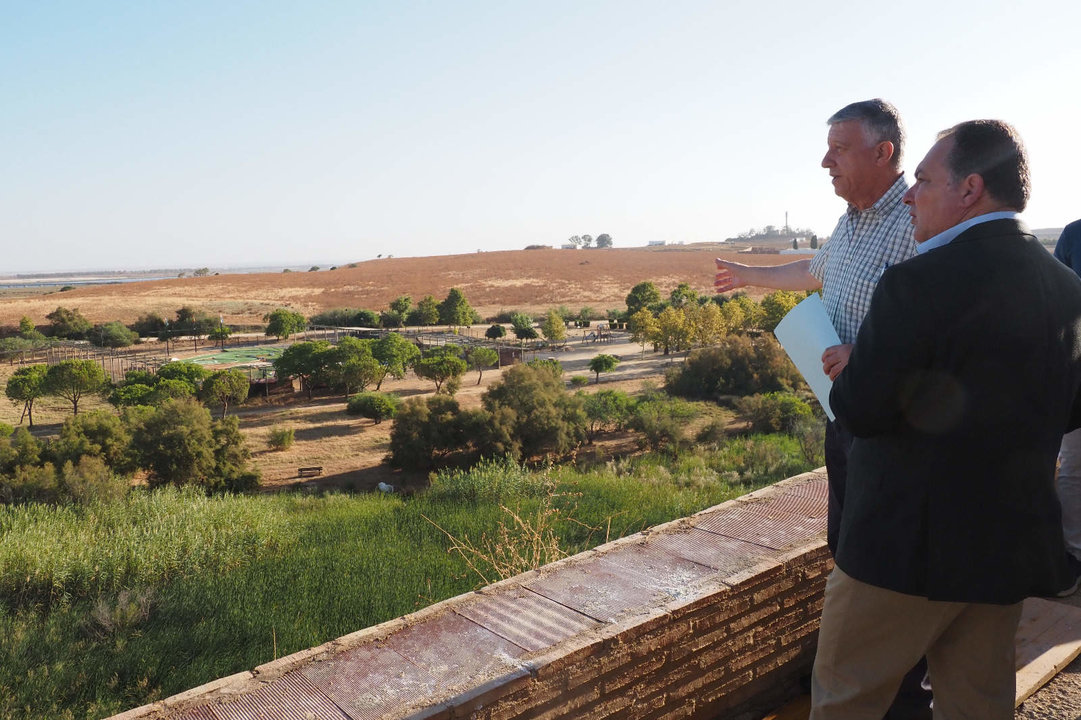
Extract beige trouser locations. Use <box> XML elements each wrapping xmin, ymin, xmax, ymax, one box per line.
<box><xmin>810</xmin><ymin>567</ymin><xmax>1022</xmax><ymax>720</ymax></box>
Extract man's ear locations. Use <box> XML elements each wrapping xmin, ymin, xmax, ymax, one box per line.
<box><xmin>874</xmin><ymin>141</ymin><xmax>896</xmax><ymax>166</ymax></box>
<box><xmin>958</xmin><ymin>173</ymin><xmax>985</xmax><ymax>208</ymax></box>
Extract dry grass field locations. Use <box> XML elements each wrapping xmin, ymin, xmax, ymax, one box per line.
<box><xmin>0</xmin><ymin>244</ymin><xmax>792</xmax><ymax>328</ymax></box>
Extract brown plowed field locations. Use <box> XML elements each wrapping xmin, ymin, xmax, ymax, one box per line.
<box><xmin>0</xmin><ymin>245</ymin><xmax>792</xmax><ymax>327</ymax></box>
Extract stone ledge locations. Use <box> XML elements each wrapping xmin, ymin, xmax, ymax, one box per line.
<box><xmin>107</xmin><ymin>468</ymin><xmax>830</xmax><ymax>720</ymax></box>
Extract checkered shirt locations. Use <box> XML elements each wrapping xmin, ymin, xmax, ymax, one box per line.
<box><xmin>808</xmin><ymin>175</ymin><xmax>917</xmax><ymax>344</ymax></box>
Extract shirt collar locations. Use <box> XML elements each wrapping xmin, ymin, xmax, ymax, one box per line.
<box><xmin>916</xmin><ymin>211</ymin><xmax>1019</xmax><ymax>255</ymax></box>
<box><xmin>846</xmin><ymin>174</ymin><xmax>909</xmax><ymax>219</ymax></box>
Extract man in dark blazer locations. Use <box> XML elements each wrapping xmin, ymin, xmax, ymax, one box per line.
<box><xmin>809</xmin><ymin>120</ymin><xmax>1081</xmax><ymax>719</ymax></box>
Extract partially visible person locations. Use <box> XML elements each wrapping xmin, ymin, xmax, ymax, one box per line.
<box><xmin>1054</xmin><ymin>218</ymin><xmax>1081</xmax><ymax>596</ymax></box>
<box><xmin>810</xmin><ymin>120</ymin><xmax>1081</xmax><ymax>719</ymax></box>
<box><xmin>715</xmin><ymin>99</ymin><xmax>917</xmax><ymax>554</ymax></box>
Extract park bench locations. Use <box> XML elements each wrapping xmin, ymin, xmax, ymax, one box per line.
<box><xmin>297</xmin><ymin>466</ymin><xmax>323</xmax><ymax>478</ymax></box>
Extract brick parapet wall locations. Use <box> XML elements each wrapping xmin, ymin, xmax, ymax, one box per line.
<box><xmin>110</xmin><ymin>469</ymin><xmax>832</xmax><ymax>720</ymax></box>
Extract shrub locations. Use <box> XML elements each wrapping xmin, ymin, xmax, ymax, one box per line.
<box><xmin>59</xmin><ymin>455</ymin><xmax>129</xmax><ymax>505</ymax></box>
<box><xmin>0</xmin><ymin>427</ymin><xmax>44</xmax><ymax>475</ymax></box>
<box><xmin>734</xmin><ymin>392</ymin><xmax>814</xmax><ymax>434</ymax></box>
<box><xmin>346</xmin><ymin>392</ymin><xmax>401</xmax><ymax>423</ymax></box>
<box><xmin>582</xmin><ymin>389</ymin><xmax>636</xmax><ymax>441</ymax></box>
<box><xmin>1</xmin><ymin>462</ymin><xmax>59</xmax><ymax>504</ymax></box>
<box><xmin>86</xmin><ymin>588</ymin><xmax>156</xmax><ymax>639</ymax></box>
<box><xmin>131</xmin><ymin>398</ymin><xmax>215</xmax><ymax>488</ymax></box>
<box><xmin>665</xmin><ymin>335</ymin><xmax>800</xmax><ymax>399</ymax></box>
<box><xmin>695</xmin><ymin>419</ymin><xmax>729</xmax><ymax>447</ymax></box>
<box><xmin>427</xmin><ymin>456</ymin><xmax>550</xmax><ymax>503</ymax></box>
<box><xmin>309</xmin><ymin>308</ymin><xmax>380</xmax><ymax>327</ymax></box>
<box><xmin>509</xmin><ymin>312</ymin><xmax>536</xmax><ymax>339</ymax></box>
<box><xmin>211</xmin><ymin>416</ymin><xmax>260</xmax><ymax>493</ymax></box>
<box><xmin>630</xmin><ymin>397</ymin><xmax>697</xmax><ymax>452</ymax></box>
<box><xmin>483</xmin><ymin>362</ymin><xmax>586</xmax><ymax>460</ymax></box>
<box><xmin>714</xmin><ymin>434</ymin><xmax>809</xmax><ymax>484</ymax></box>
<box><xmin>49</xmin><ymin>410</ymin><xmax>135</xmax><ymax>474</ymax></box>
<box><xmin>90</xmin><ymin>321</ymin><xmax>138</xmax><ymax>348</ymax></box>
<box><xmin>380</xmin><ymin>310</ymin><xmax>404</xmax><ymax>328</ymax></box>
<box><xmin>267</xmin><ymin>426</ymin><xmax>295</xmax><ymax>451</ymax></box>
<box><xmin>389</xmin><ymin>396</ymin><xmax>470</xmax><ymax>470</ymax></box>
<box><xmin>570</xmin><ymin>375</ymin><xmax>590</xmax><ymax>387</ymax></box>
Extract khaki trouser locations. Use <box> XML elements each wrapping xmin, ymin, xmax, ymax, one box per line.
<box><xmin>810</xmin><ymin>567</ymin><xmax>1022</xmax><ymax>720</ymax></box>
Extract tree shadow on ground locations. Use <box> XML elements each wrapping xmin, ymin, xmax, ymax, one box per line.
<box><xmin>274</xmin><ymin>465</ymin><xmax>429</xmax><ymax>495</ymax></box>
<box><xmin>292</xmin><ymin>423</ymin><xmax>358</xmax><ymax>442</ymax></box>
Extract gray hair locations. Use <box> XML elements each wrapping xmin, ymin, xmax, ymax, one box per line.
<box><xmin>828</xmin><ymin>99</ymin><xmax>905</xmax><ymax>168</ymax></box>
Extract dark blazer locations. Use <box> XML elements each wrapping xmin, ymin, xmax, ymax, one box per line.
<box><xmin>830</xmin><ymin>219</ymin><xmax>1081</xmax><ymax>604</ymax></box>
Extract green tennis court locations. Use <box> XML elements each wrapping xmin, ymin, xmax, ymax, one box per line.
<box><xmin>186</xmin><ymin>345</ymin><xmax>285</xmax><ymax>366</ymax></box>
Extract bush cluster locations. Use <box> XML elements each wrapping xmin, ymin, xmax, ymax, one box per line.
<box><xmin>664</xmin><ymin>334</ymin><xmax>801</xmax><ymax>399</ymax></box>
<box><xmin>346</xmin><ymin>392</ymin><xmax>401</xmax><ymax>423</ymax></box>
<box><xmin>267</xmin><ymin>426</ymin><xmax>295</xmax><ymax>451</ymax></box>
<box><xmin>0</xmin><ymin>399</ymin><xmax>260</xmax><ymax>506</ymax></box>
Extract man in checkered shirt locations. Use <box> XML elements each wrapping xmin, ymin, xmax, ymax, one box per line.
<box><xmin>715</xmin><ymin>99</ymin><xmax>923</xmax><ymax>718</ymax></box>
<box><xmin>715</xmin><ymin>98</ymin><xmax>916</xmax><ymax>553</ymax></box>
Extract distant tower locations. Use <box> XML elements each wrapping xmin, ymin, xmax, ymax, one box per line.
<box><xmin>785</xmin><ymin>211</ymin><xmax>790</xmax><ymax>234</ymax></box>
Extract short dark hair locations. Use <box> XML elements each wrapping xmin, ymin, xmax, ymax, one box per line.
<box><xmin>828</xmin><ymin>99</ymin><xmax>905</xmax><ymax>167</ymax></box>
<box><xmin>937</xmin><ymin>120</ymin><xmax>1030</xmax><ymax>211</ymax></box>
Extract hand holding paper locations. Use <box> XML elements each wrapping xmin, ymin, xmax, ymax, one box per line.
<box><xmin>772</xmin><ymin>294</ymin><xmax>841</xmax><ymax>421</ymax></box>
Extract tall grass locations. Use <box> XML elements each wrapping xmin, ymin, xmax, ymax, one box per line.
<box><xmin>0</xmin><ymin>437</ymin><xmax>816</xmax><ymax>720</ymax></box>
<box><xmin>0</xmin><ymin>487</ymin><xmax>292</xmax><ymax>609</ymax></box>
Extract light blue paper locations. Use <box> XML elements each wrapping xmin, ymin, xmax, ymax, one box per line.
<box><xmin>773</xmin><ymin>294</ymin><xmax>841</xmax><ymax>421</ymax></box>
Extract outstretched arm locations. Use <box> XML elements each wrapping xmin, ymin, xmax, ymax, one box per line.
<box><xmin>714</xmin><ymin>258</ymin><xmax>821</xmax><ymax>292</ymax></box>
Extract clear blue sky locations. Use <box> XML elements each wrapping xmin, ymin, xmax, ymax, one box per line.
<box><xmin>2</xmin><ymin>1</ymin><xmax>1079</xmax><ymax>272</ymax></box>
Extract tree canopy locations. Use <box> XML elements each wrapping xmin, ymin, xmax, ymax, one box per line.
<box><xmin>414</xmin><ymin>345</ymin><xmax>468</xmax><ymax>394</ymax></box>
<box><xmin>44</xmin><ymin>359</ymin><xmax>106</xmax><ymax>415</ymax></box>
<box><xmin>199</xmin><ymin>369</ymin><xmax>250</xmax><ymax>418</ymax></box>
<box><xmin>46</xmin><ymin>306</ymin><xmax>92</xmax><ymax>340</ymax></box>
<box><xmin>540</xmin><ymin>310</ymin><xmax>566</xmax><ymax>344</ymax></box>
<box><xmin>468</xmin><ymin>347</ymin><xmax>499</xmax><ymax>385</ymax></box>
<box><xmin>588</xmin><ymin>354</ymin><xmax>620</xmax><ymax>383</ymax></box>
<box><xmin>371</xmin><ymin>333</ymin><xmax>421</xmax><ymax>390</ymax></box>
<box><xmin>273</xmin><ymin>340</ymin><xmax>334</xmax><ymax>398</ymax></box>
<box><xmin>625</xmin><ymin>281</ymin><xmax>661</xmax><ymax>315</ymax></box>
<box><xmin>437</xmin><ymin>288</ymin><xmax>476</xmax><ymax>327</ymax></box>
<box><xmin>5</xmin><ymin>365</ymin><xmax>48</xmax><ymax>427</ymax></box>
<box><xmin>264</xmin><ymin>308</ymin><xmax>307</xmax><ymax>340</ymax></box>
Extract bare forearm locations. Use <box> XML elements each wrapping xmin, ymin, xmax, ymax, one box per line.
<box><xmin>714</xmin><ymin>258</ymin><xmax>821</xmax><ymax>292</ymax></box>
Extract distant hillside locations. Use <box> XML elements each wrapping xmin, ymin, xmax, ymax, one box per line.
<box><xmin>0</xmin><ymin>245</ymin><xmax>794</xmax><ymax>328</ymax></box>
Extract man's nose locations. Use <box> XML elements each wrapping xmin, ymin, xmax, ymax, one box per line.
<box><xmin>902</xmin><ymin>187</ymin><xmax>915</xmax><ymax>206</ymax></box>
<box><xmin>821</xmin><ymin>151</ymin><xmax>833</xmax><ymax>168</ymax></box>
